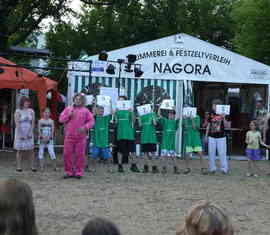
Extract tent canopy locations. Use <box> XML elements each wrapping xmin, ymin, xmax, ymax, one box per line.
<box><xmin>74</xmin><ymin>33</ymin><xmax>270</xmax><ymax>84</ymax></box>
<box><xmin>0</xmin><ymin>57</ymin><xmax>57</xmax><ymax>114</ymax></box>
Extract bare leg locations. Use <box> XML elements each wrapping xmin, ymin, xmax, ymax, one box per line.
<box><xmin>30</xmin><ymin>149</ymin><xmax>36</xmax><ymax>170</ymax></box>
<box><xmin>143</xmin><ymin>152</ymin><xmax>150</xmax><ymax>173</ymax></box>
<box><xmin>91</xmin><ymin>159</ymin><xmax>97</xmax><ymax>173</ymax></box>
<box><xmin>52</xmin><ymin>159</ymin><xmax>57</xmax><ymax>171</ymax></box>
<box><xmin>105</xmin><ymin>157</ymin><xmax>114</xmax><ymax>173</ymax></box>
<box><xmin>247</xmin><ymin>160</ymin><xmax>253</xmax><ymax>175</ymax></box>
<box><xmin>198</xmin><ymin>151</ymin><xmax>207</xmax><ymax>174</ymax></box>
<box><xmin>40</xmin><ymin>159</ymin><xmax>45</xmax><ymax>171</ymax></box>
<box><xmin>183</xmin><ymin>152</ymin><xmax>191</xmax><ymax>174</ymax></box>
<box><xmin>16</xmin><ymin>150</ymin><xmax>22</xmax><ymax>170</ymax></box>
<box><xmin>184</xmin><ymin>152</ymin><xmax>190</xmax><ymax>169</ymax></box>
<box><xmin>253</xmin><ymin>160</ymin><xmax>262</xmax><ymax>176</ymax></box>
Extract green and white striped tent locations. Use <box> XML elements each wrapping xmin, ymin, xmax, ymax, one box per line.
<box><xmin>71</xmin><ymin>75</ymin><xmax>181</xmax><ymax>105</ymax></box>
<box><xmin>68</xmin><ymin>74</ymin><xmax>186</xmax><ymax>155</ymax></box>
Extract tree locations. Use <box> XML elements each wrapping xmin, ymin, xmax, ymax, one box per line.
<box><xmin>232</xmin><ymin>0</ymin><xmax>270</xmax><ymax>65</ymax></box>
<box><xmin>0</xmin><ymin>0</ymin><xmax>75</xmax><ymax>51</ymax></box>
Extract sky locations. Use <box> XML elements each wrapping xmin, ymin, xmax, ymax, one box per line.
<box><xmin>41</xmin><ymin>0</ymin><xmax>82</xmax><ymax>31</ymax></box>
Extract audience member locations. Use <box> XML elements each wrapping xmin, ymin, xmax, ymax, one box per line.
<box><xmin>82</xmin><ymin>218</ymin><xmax>121</xmax><ymax>235</ymax></box>
<box><xmin>176</xmin><ymin>201</ymin><xmax>234</xmax><ymax>235</ymax></box>
<box><xmin>0</xmin><ymin>178</ymin><xmax>38</xmax><ymax>235</ymax></box>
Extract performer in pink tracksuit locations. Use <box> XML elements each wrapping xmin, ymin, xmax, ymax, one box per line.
<box><xmin>59</xmin><ymin>93</ymin><xmax>94</xmax><ymax>179</ymax></box>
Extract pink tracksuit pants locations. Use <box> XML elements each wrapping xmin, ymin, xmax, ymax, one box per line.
<box><xmin>63</xmin><ymin>136</ymin><xmax>86</xmax><ymax>176</ymax></box>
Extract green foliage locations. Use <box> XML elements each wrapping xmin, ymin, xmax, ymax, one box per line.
<box><xmin>0</xmin><ymin>0</ymin><xmax>72</xmax><ymax>51</ymax></box>
<box><xmin>232</xmin><ymin>0</ymin><xmax>270</xmax><ymax>65</ymax></box>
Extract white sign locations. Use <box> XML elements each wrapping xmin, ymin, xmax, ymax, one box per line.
<box><xmin>216</xmin><ymin>105</ymin><xmax>230</xmax><ymax>115</ymax></box>
<box><xmin>85</xmin><ymin>95</ymin><xmax>94</xmax><ymax>106</ymax></box>
<box><xmin>137</xmin><ymin>104</ymin><xmax>152</xmax><ymax>116</ymax></box>
<box><xmin>103</xmin><ymin>105</ymin><xmax>112</xmax><ymax>116</ymax></box>
<box><xmin>116</xmin><ymin>100</ymin><xmax>132</xmax><ymax>110</ymax></box>
<box><xmin>183</xmin><ymin>107</ymin><xmax>197</xmax><ymax>117</ymax></box>
<box><xmin>160</xmin><ymin>99</ymin><xmax>174</xmax><ymax>110</ymax></box>
<box><xmin>100</xmin><ymin>87</ymin><xmax>118</xmax><ymax>108</ymax></box>
<box><xmin>92</xmin><ymin>61</ymin><xmax>106</xmax><ymax>72</ymax></box>
<box><xmin>97</xmin><ymin>95</ymin><xmax>111</xmax><ymax>106</ymax></box>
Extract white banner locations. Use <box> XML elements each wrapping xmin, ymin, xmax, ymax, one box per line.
<box><xmin>69</xmin><ymin>33</ymin><xmax>270</xmax><ymax>85</ymax></box>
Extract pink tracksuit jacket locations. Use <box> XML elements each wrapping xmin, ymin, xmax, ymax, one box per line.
<box><xmin>59</xmin><ymin>105</ymin><xmax>94</xmax><ymax>176</ymax></box>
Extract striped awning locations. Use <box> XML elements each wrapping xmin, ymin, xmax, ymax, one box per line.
<box><xmin>73</xmin><ymin>76</ymin><xmax>178</xmax><ymax>102</ymax></box>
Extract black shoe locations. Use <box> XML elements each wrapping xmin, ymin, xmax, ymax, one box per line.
<box><xmin>152</xmin><ymin>165</ymin><xmax>159</xmax><ymax>174</ymax></box>
<box><xmin>161</xmin><ymin>166</ymin><xmax>167</xmax><ymax>174</ymax></box>
<box><xmin>143</xmin><ymin>164</ymin><xmax>149</xmax><ymax>173</ymax></box>
<box><xmin>183</xmin><ymin>168</ymin><xmax>191</xmax><ymax>175</ymax></box>
<box><xmin>31</xmin><ymin>168</ymin><xmax>37</xmax><ymax>172</ymax></box>
<box><xmin>63</xmin><ymin>175</ymin><xmax>73</xmax><ymax>179</ymax></box>
<box><xmin>118</xmin><ymin>164</ymin><xmax>124</xmax><ymax>173</ymax></box>
<box><xmin>201</xmin><ymin>168</ymin><xmax>208</xmax><ymax>175</ymax></box>
<box><xmin>130</xmin><ymin>164</ymin><xmax>140</xmax><ymax>173</ymax></box>
<box><xmin>75</xmin><ymin>175</ymin><xmax>82</xmax><ymax>179</ymax></box>
<box><xmin>16</xmin><ymin>168</ymin><xmax>23</xmax><ymax>172</ymax></box>
<box><xmin>174</xmin><ymin>166</ymin><xmax>180</xmax><ymax>174</ymax></box>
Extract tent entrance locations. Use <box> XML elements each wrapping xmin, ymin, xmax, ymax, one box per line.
<box><xmin>193</xmin><ymin>81</ymin><xmax>268</xmax><ymax>156</ymax></box>
<box><xmin>0</xmin><ymin>89</ymin><xmax>16</xmax><ymax>149</ymax></box>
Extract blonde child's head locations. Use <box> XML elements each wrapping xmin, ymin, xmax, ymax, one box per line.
<box><xmin>176</xmin><ymin>201</ymin><xmax>234</xmax><ymax>235</ymax></box>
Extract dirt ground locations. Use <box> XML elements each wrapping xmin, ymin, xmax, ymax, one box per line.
<box><xmin>1</xmin><ymin>151</ymin><xmax>270</xmax><ymax>235</ymax></box>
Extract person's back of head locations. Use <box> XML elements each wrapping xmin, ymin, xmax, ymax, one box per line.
<box><xmin>0</xmin><ymin>178</ymin><xmax>38</xmax><ymax>235</ymax></box>
<box><xmin>82</xmin><ymin>218</ymin><xmax>121</xmax><ymax>235</ymax></box>
<box><xmin>176</xmin><ymin>201</ymin><xmax>234</xmax><ymax>235</ymax></box>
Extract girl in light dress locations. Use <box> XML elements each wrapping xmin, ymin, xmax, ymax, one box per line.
<box><xmin>14</xmin><ymin>96</ymin><xmax>36</xmax><ymax>172</ymax></box>
<box><xmin>245</xmin><ymin>120</ymin><xmax>269</xmax><ymax>177</ymax></box>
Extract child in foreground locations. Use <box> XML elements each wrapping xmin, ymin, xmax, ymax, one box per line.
<box><xmin>245</xmin><ymin>120</ymin><xmax>269</xmax><ymax>177</ymax></box>
<box><xmin>38</xmin><ymin>108</ymin><xmax>57</xmax><ymax>171</ymax></box>
<box><xmin>176</xmin><ymin>201</ymin><xmax>234</xmax><ymax>235</ymax></box>
<box><xmin>82</xmin><ymin>217</ymin><xmax>121</xmax><ymax>235</ymax></box>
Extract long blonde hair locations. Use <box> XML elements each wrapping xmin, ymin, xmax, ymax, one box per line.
<box><xmin>176</xmin><ymin>201</ymin><xmax>234</xmax><ymax>235</ymax></box>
